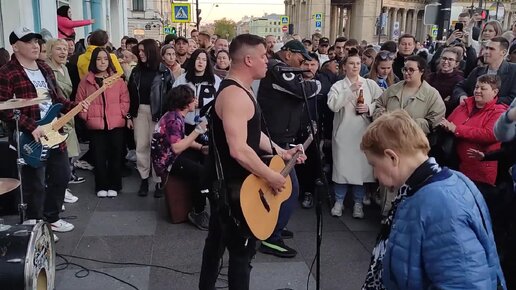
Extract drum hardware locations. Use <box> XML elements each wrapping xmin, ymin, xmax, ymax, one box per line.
<box><xmin>0</xmin><ymin>178</ymin><xmax>21</xmax><ymax>195</ymax></box>
<box><xmin>0</xmin><ymin>97</ymin><xmax>47</xmax><ymax>111</ymax></box>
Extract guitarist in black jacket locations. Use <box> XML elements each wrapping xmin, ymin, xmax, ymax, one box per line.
<box><xmin>199</xmin><ymin>34</ymin><xmax>305</xmax><ymax>290</ymax></box>
<box><xmin>257</xmin><ymin>40</ymin><xmax>321</xmax><ymax>258</ymax></box>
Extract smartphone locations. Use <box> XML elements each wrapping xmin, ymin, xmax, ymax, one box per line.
<box><xmin>454</xmin><ymin>22</ymin><xmax>464</xmax><ymax>32</ymax></box>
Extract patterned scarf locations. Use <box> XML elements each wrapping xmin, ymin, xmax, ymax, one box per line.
<box><xmin>362</xmin><ymin>158</ymin><xmax>442</xmax><ymax>290</ymax></box>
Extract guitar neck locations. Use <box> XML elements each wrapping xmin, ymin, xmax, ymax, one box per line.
<box><xmin>52</xmin><ymin>85</ymin><xmax>108</xmax><ymax>131</ymax></box>
<box><xmin>279</xmin><ymin>135</ymin><xmax>313</xmax><ymax>177</ymax></box>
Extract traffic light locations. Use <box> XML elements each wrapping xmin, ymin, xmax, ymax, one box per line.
<box><xmin>481</xmin><ymin>9</ymin><xmax>489</xmax><ymax>20</ymax></box>
<box><xmin>196</xmin><ymin>9</ymin><xmax>202</xmax><ymax>23</ymax></box>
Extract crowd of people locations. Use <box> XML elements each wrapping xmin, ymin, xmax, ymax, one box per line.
<box><xmin>1</xmin><ymin>4</ymin><xmax>516</xmax><ymax>290</ymax></box>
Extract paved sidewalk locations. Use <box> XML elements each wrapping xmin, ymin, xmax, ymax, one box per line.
<box><xmin>6</xmin><ymin>166</ymin><xmax>381</xmax><ymax>290</ymax></box>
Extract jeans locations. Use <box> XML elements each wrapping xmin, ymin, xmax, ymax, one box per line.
<box><xmin>199</xmin><ymin>182</ymin><xmax>256</xmax><ymax>290</ymax></box>
<box><xmin>22</xmin><ymin>148</ymin><xmax>70</xmax><ymax>223</ymax></box>
<box><xmin>170</xmin><ymin>154</ymin><xmax>206</xmax><ymax>213</ymax></box>
<box><xmin>334</xmin><ymin>183</ymin><xmax>365</xmax><ymax>204</ymax></box>
<box><xmin>90</xmin><ymin>128</ymin><xmax>124</xmax><ymax>191</ymax></box>
<box><xmin>269</xmin><ymin>169</ymin><xmax>299</xmax><ymax>242</ymax></box>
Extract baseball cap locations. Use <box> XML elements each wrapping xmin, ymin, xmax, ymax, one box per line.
<box><xmin>175</xmin><ymin>36</ymin><xmax>189</xmax><ymax>44</ymax></box>
<box><xmin>9</xmin><ymin>27</ymin><xmax>42</xmax><ymax>45</ymax></box>
<box><xmin>319</xmin><ymin>37</ymin><xmax>330</xmax><ymax>46</ymax></box>
<box><xmin>281</xmin><ymin>40</ymin><xmax>312</xmax><ymax>60</ymax></box>
<box><xmin>302</xmin><ymin>38</ymin><xmax>312</xmax><ymax>45</ymax></box>
<box><xmin>510</xmin><ymin>43</ymin><xmax>516</xmax><ymax>55</ymax></box>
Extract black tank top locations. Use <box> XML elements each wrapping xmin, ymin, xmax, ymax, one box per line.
<box><xmin>211</xmin><ymin>79</ymin><xmax>261</xmax><ymax>181</ymax></box>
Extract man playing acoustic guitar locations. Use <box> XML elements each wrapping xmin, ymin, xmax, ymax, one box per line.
<box><xmin>0</xmin><ymin>28</ymin><xmax>89</xmax><ymax>241</ymax></box>
<box><xmin>199</xmin><ymin>34</ymin><xmax>305</xmax><ymax>290</ymax></box>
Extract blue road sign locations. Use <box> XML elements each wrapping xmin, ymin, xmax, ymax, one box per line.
<box><xmin>172</xmin><ymin>3</ymin><xmax>191</xmax><ymax>23</ymax></box>
<box><xmin>280</xmin><ymin>16</ymin><xmax>289</xmax><ymax>24</ymax></box>
<box><xmin>314</xmin><ymin>13</ymin><xmax>322</xmax><ymax>21</ymax></box>
<box><xmin>315</xmin><ymin>21</ymin><xmax>322</xmax><ymax>28</ymax></box>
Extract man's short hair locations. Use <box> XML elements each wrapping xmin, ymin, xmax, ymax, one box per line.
<box><xmin>380</xmin><ymin>40</ymin><xmax>397</xmax><ymax>53</ymax></box>
<box><xmin>398</xmin><ymin>34</ymin><xmax>416</xmax><ymax>44</ymax></box>
<box><xmin>334</xmin><ymin>37</ymin><xmax>347</xmax><ymax>44</ymax></box>
<box><xmin>199</xmin><ymin>31</ymin><xmax>211</xmax><ymax>39</ymax></box>
<box><xmin>228</xmin><ymin>34</ymin><xmax>266</xmax><ymax>61</ymax></box>
<box><xmin>126</xmin><ymin>37</ymin><xmax>138</xmax><ymax>46</ymax></box>
<box><xmin>311</xmin><ymin>32</ymin><xmax>322</xmax><ymax>39</ymax></box>
<box><xmin>89</xmin><ymin>29</ymin><xmax>109</xmax><ymax>46</ymax></box>
<box><xmin>361</xmin><ymin>110</ymin><xmax>430</xmax><ymax>156</ymax></box>
<box><xmin>458</xmin><ymin>12</ymin><xmax>471</xmax><ymax>18</ymax></box>
<box><xmin>344</xmin><ymin>39</ymin><xmax>359</xmax><ymax>47</ymax></box>
<box><xmin>490</xmin><ymin>36</ymin><xmax>510</xmax><ymax>51</ymax></box>
<box><xmin>307</xmin><ymin>52</ymin><xmax>319</xmax><ymax>63</ymax></box>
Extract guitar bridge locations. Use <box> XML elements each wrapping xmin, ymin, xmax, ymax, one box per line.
<box><xmin>258</xmin><ymin>189</ymin><xmax>271</xmax><ymax>212</ymax></box>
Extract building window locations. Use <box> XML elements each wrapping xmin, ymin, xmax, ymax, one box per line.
<box><xmin>265</xmin><ymin>28</ymin><xmax>268</xmax><ymax>32</ymax></box>
<box><xmin>56</xmin><ymin>0</ymin><xmax>69</xmax><ymax>7</ymax></box>
<box><xmin>133</xmin><ymin>0</ymin><xmax>144</xmax><ymax>11</ymax></box>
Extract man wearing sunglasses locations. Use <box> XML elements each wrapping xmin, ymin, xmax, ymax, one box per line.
<box><xmin>256</xmin><ymin>40</ymin><xmax>321</xmax><ymax>258</ymax></box>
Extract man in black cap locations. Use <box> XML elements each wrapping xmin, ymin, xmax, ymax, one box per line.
<box><xmin>174</xmin><ymin>36</ymin><xmax>189</xmax><ymax>67</ymax></box>
<box><xmin>256</xmin><ymin>40</ymin><xmax>321</xmax><ymax>258</ymax></box>
<box><xmin>0</xmin><ymin>27</ymin><xmax>90</xmax><ymax>241</ymax></box>
<box><xmin>316</xmin><ymin>37</ymin><xmax>330</xmax><ymax>66</ymax></box>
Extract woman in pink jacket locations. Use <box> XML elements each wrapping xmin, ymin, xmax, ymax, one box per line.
<box><xmin>57</xmin><ymin>5</ymin><xmax>95</xmax><ymax>40</ymax></box>
<box><xmin>77</xmin><ymin>47</ymin><xmax>129</xmax><ymax>198</ymax></box>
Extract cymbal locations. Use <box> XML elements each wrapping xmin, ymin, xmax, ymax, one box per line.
<box><xmin>0</xmin><ymin>178</ymin><xmax>20</xmax><ymax>195</ymax></box>
<box><xmin>0</xmin><ymin>97</ymin><xmax>49</xmax><ymax>110</ymax></box>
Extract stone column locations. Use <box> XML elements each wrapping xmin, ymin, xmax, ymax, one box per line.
<box><xmin>330</xmin><ymin>5</ymin><xmax>337</xmax><ymax>41</ymax></box>
<box><xmin>411</xmin><ymin>9</ymin><xmax>419</xmax><ymax>37</ymax></box>
<box><xmin>401</xmin><ymin>9</ymin><xmax>408</xmax><ymax>35</ymax></box>
<box><xmin>338</xmin><ymin>6</ymin><xmax>344</xmax><ymax>37</ymax></box>
<box><xmin>391</xmin><ymin>8</ymin><xmax>399</xmax><ymax>39</ymax></box>
<box><xmin>349</xmin><ymin>0</ymin><xmax>379</xmax><ymax>42</ymax></box>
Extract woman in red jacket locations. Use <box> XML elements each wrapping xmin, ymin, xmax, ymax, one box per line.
<box><xmin>440</xmin><ymin>74</ymin><xmax>507</xmax><ymax>196</ymax></box>
<box><xmin>57</xmin><ymin>5</ymin><xmax>95</xmax><ymax>40</ymax></box>
<box><xmin>77</xmin><ymin>47</ymin><xmax>129</xmax><ymax>198</ymax></box>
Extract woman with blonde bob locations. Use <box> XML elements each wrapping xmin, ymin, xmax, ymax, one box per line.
<box><xmin>360</xmin><ymin>110</ymin><xmax>505</xmax><ymax>290</ymax></box>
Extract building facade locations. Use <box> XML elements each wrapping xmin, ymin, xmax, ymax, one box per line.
<box><xmin>126</xmin><ymin>0</ymin><xmax>172</xmax><ymax>41</ymax></box>
<box><xmin>247</xmin><ymin>14</ymin><xmax>284</xmax><ymax>39</ymax></box>
<box><xmin>0</xmin><ymin>0</ymin><xmax>127</xmax><ymax>50</ymax></box>
<box><xmin>285</xmin><ymin>0</ymin><xmax>516</xmax><ymax>44</ymax></box>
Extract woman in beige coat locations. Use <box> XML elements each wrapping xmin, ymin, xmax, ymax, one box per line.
<box><xmin>46</xmin><ymin>38</ymin><xmax>82</xmax><ymax>204</ymax></box>
<box><xmin>327</xmin><ymin>49</ymin><xmax>383</xmax><ymax>219</ymax></box>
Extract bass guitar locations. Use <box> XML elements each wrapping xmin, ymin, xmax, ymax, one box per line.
<box><xmin>19</xmin><ymin>74</ymin><xmax>122</xmax><ymax>168</ymax></box>
<box><xmin>240</xmin><ymin>135</ymin><xmax>313</xmax><ymax>240</ymax></box>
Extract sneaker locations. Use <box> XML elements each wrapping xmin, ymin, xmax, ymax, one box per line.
<box><xmin>64</xmin><ymin>189</ymin><xmax>79</xmax><ymax>203</ymax></box>
<box><xmin>138</xmin><ymin>178</ymin><xmax>149</xmax><ymax>196</ymax></box>
<box><xmin>73</xmin><ymin>160</ymin><xmax>94</xmax><ymax>171</ymax></box>
<box><xmin>363</xmin><ymin>195</ymin><xmax>371</xmax><ymax>206</ymax></box>
<box><xmin>280</xmin><ymin>229</ymin><xmax>294</xmax><ymax>239</ymax></box>
<box><xmin>51</xmin><ymin>219</ymin><xmax>74</xmax><ymax>233</ymax></box>
<box><xmin>188</xmin><ymin>210</ymin><xmax>209</xmax><ymax>231</ymax></box>
<box><xmin>97</xmin><ymin>190</ymin><xmax>108</xmax><ymax>198</ymax></box>
<box><xmin>301</xmin><ymin>192</ymin><xmax>313</xmax><ymax>209</ymax></box>
<box><xmin>352</xmin><ymin>202</ymin><xmax>365</xmax><ymax>219</ymax></box>
<box><xmin>69</xmin><ymin>172</ymin><xmax>85</xmax><ymax>184</ymax></box>
<box><xmin>259</xmin><ymin>239</ymin><xmax>297</xmax><ymax>258</ymax></box>
<box><xmin>154</xmin><ymin>183</ymin><xmax>163</xmax><ymax>198</ymax></box>
<box><xmin>53</xmin><ymin>234</ymin><xmax>59</xmax><ymax>243</ymax></box>
<box><xmin>331</xmin><ymin>201</ymin><xmax>343</xmax><ymax>217</ymax></box>
<box><xmin>107</xmin><ymin>190</ymin><xmax>118</xmax><ymax>197</ymax></box>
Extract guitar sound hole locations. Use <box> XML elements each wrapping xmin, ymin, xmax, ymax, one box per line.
<box><xmin>258</xmin><ymin>189</ymin><xmax>271</xmax><ymax>212</ymax></box>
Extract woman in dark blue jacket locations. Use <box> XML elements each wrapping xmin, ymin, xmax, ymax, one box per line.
<box><xmin>360</xmin><ymin>110</ymin><xmax>505</xmax><ymax>290</ymax></box>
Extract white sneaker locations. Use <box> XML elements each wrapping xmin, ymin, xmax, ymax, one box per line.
<box><xmin>107</xmin><ymin>190</ymin><xmax>118</xmax><ymax>197</ymax></box>
<box><xmin>331</xmin><ymin>201</ymin><xmax>343</xmax><ymax>217</ymax></box>
<box><xmin>97</xmin><ymin>190</ymin><xmax>108</xmax><ymax>198</ymax></box>
<box><xmin>64</xmin><ymin>188</ymin><xmax>79</xmax><ymax>203</ymax></box>
<box><xmin>53</xmin><ymin>234</ymin><xmax>59</xmax><ymax>243</ymax></box>
<box><xmin>363</xmin><ymin>195</ymin><xmax>371</xmax><ymax>206</ymax></box>
<box><xmin>353</xmin><ymin>202</ymin><xmax>365</xmax><ymax>219</ymax></box>
<box><xmin>51</xmin><ymin>219</ymin><xmax>74</xmax><ymax>232</ymax></box>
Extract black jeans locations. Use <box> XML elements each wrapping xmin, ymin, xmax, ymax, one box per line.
<box><xmin>22</xmin><ymin>148</ymin><xmax>70</xmax><ymax>223</ymax></box>
<box><xmin>90</xmin><ymin>128</ymin><xmax>124</xmax><ymax>191</ymax></box>
<box><xmin>170</xmin><ymin>154</ymin><xmax>206</xmax><ymax>213</ymax></box>
<box><xmin>199</xmin><ymin>182</ymin><xmax>256</xmax><ymax>290</ymax></box>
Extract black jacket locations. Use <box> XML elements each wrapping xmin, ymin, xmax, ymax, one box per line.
<box><xmin>392</xmin><ymin>52</ymin><xmax>413</xmax><ymax>80</ymax></box>
<box><xmin>257</xmin><ymin>56</ymin><xmax>321</xmax><ymax>145</ymax></box>
<box><xmin>453</xmin><ymin>61</ymin><xmax>516</xmax><ymax>106</ymax></box>
<box><xmin>128</xmin><ymin>64</ymin><xmax>174</xmax><ymax>121</ymax></box>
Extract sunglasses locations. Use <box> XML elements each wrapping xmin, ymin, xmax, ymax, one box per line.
<box><xmin>377</xmin><ymin>50</ymin><xmax>396</xmax><ymax>60</ymax></box>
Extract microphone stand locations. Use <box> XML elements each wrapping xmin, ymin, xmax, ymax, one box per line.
<box><xmin>296</xmin><ymin>73</ymin><xmax>328</xmax><ymax>290</ymax></box>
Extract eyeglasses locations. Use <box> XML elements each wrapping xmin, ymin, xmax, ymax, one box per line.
<box><xmin>402</xmin><ymin>67</ymin><xmax>419</xmax><ymax>74</ymax></box>
<box><xmin>377</xmin><ymin>50</ymin><xmax>396</xmax><ymax>60</ymax></box>
<box><xmin>440</xmin><ymin>57</ymin><xmax>456</xmax><ymax>63</ymax></box>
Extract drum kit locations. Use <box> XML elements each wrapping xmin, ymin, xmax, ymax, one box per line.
<box><xmin>0</xmin><ymin>97</ymin><xmax>56</xmax><ymax>290</ymax></box>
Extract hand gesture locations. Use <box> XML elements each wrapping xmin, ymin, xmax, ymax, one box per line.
<box><xmin>91</xmin><ymin>19</ymin><xmax>96</xmax><ymax>24</ymax></box>
<box><xmin>350</xmin><ymin>81</ymin><xmax>363</xmax><ymax>92</ymax></box>
<box><xmin>126</xmin><ymin>119</ymin><xmax>134</xmax><ymax>129</ymax></box>
<box><xmin>265</xmin><ymin>171</ymin><xmax>287</xmax><ymax>195</ymax></box>
<box><xmin>80</xmin><ymin>100</ymin><xmax>90</xmax><ymax>112</ymax></box>
<box><xmin>356</xmin><ymin>103</ymin><xmax>369</xmax><ymax>114</ymax></box>
<box><xmin>32</xmin><ymin>126</ymin><xmax>45</xmax><ymax>143</ymax></box>
<box><xmin>467</xmin><ymin>148</ymin><xmax>485</xmax><ymax>160</ymax></box>
<box><xmin>439</xmin><ymin>119</ymin><xmax>457</xmax><ymax>133</ymax></box>
<box><xmin>195</xmin><ymin>120</ymin><xmax>208</xmax><ymax>134</ymax></box>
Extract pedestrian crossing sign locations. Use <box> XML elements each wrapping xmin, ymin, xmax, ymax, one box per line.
<box><xmin>172</xmin><ymin>3</ymin><xmax>191</xmax><ymax>23</ymax></box>
<box><xmin>314</xmin><ymin>13</ymin><xmax>322</xmax><ymax>21</ymax></box>
<box><xmin>280</xmin><ymin>16</ymin><xmax>290</xmax><ymax>25</ymax></box>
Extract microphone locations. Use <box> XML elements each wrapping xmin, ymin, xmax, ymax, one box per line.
<box><xmin>275</xmin><ymin>66</ymin><xmax>311</xmax><ymax>74</ymax></box>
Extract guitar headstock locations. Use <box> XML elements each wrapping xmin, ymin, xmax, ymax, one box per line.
<box><xmin>102</xmin><ymin>73</ymin><xmax>123</xmax><ymax>88</ymax></box>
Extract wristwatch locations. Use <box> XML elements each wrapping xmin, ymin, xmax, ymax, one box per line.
<box><xmin>125</xmin><ymin>113</ymin><xmax>132</xmax><ymax>120</ymax></box>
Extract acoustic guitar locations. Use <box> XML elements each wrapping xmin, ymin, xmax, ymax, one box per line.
<box><xmin>240</xmin><ymin>135</ymin><xmax>313</xmax><ymax>240</ymax></box>
<box><xmin>19</xmin><ymin>74</ymin><xmax>122</xmax><ymax>168</ymax></box>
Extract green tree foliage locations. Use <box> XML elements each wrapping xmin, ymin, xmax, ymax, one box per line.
<box><xmin>214</xmin><ymin>18</ymin><xmax>236</xmax><ymax>40</ymax></box>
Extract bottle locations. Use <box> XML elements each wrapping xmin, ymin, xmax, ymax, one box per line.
<box><xmin>356</xmin><ymin>88</ymin><xmax>364</xmax><ymax>115</ymax></box>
